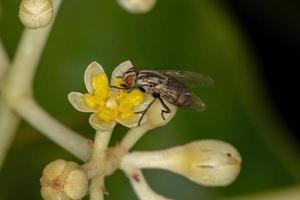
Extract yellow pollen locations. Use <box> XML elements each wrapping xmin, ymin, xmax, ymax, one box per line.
<box><xmin>97</xmin><ymin>106</ymin><xmax>118</xmax><ymax>122</ymax></box>
<box><xmin>84</xmin><ymin>75</ymin><xmax>145</xmax><ymax>123</ymax></box>
<box><xmin>114</xmin><ymin>78</ymin><xmax>123</xmax><ymax>88</ymax></box>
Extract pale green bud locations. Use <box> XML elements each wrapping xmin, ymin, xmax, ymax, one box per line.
<box><xmin>117</xmin><ymin>0</ymin><xmax>156</xmax><ymax>14</ymax></box>
<box><xmin>19</xmin><ymin>0</ymin><xmax>54</xmax><ymax>29</ymax></box>
<box><xmin>122</xmin><ymin>140</ymin><xmax>241</xmax><ymax>186</ymax></box>
<box><xmin>40</xmin><ymin>159</ymin><xmax>88</xmax><ymax>200</ymax></box>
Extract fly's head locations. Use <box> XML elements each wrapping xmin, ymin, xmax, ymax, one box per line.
<box><xmin>122</xmin><ymin>68</ymin><xmax>137</xmax><ymax>88</ymax></box>
<box><xmin>111</xmin><ymin>60</ymin><xmax>138</xmax><ymax>89</ymax></box>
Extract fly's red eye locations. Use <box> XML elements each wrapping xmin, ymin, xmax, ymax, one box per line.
<box><xmin>125</xmin><ymin>74</ymin><xmax>134</xmax><ymax>86</ymax></box>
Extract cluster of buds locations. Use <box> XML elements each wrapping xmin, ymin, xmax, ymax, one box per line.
<box><xmin>18</xmin><ymin>0</ymin><xmax>156</xmax><ymax>30</ymax></box>
<box><xmin>39</xmin><ymin>61</ymin><xmax>241</xmax><ymax>200</ymax></box>
<box><xmin>40</xmin><ymin>159</ymin><xmax>88</xmax><ymax>200</ymax></box>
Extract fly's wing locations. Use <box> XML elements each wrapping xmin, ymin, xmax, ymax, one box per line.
<box><xmin>187</xmin><ymin>93</ymin><xmax>206</xmax><ymax>111</ymax></box>
<box><xmin>159</xmin><ymin>70</ymin><xmax>213</xmax><ymax>111</ymax></box>
<box><xmin>158</xmin><ymin>70</ymin><xmax>214</xmax><ymax>87</ymax></box>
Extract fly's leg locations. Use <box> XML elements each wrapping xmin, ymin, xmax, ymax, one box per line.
<box><xmin>136</xmin><ymin>97</ymin><xmax>156</xmax><ymax>126</ymax></box>
<box><xmin>135</xmin><ymin>93</ymin><xmax>171</xmax><ymax>126</ymax></box>
<box><xmin>110</xmin><ymin>85</ymin><xmax>124</xmax><ymax>89</ymax></box>
<box><xmin>157</xmin><ymin>96</ymin><xmax>171</xmax><ymax>120</ymax></box>
<box><xmin>152</xmin><ymin>92</ymin><xmax>171</xmax><ymax>120</ymax></box>
<box><xmin>109</xmin><ymin>84</ymin><xmax>129</xmax><ymax>90</ymax></box>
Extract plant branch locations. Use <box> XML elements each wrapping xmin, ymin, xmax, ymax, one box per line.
<box><xmin>120</xmin><ymin>125</ymin><xmax>151</xmax><ymax>151</ymax></box>
<box><xmin>121</xmin><ymin>151</ymin><xmax>172</xmax><ymax>170</ymax></box>
<box><xmin>120</xmin><ymin>125</ymin><xmax>172</xmax><ymax>200</ymax></box>
<box><xmin>0</xmin><ymin>101</ymin><xmax>20</xmax><ymax>169</ymax></box>
<box><xmin>4</xmin><ymin>0</ymin><xmax>62</xmax><ymax>99</ymax></box>
<box><xmin>0</xmin><ymin>38</ymin><xmax>9</xmax><ymax>81</ymax></box>
<box><xmin>1</xmin><ymin>0</ymin><xmax>94</xmax><ymax>162</ymax></box>
<box><xmin>122</xmin><ymin>166</ymin><xmax>172</xmax><ymax>200</ymax></box>
<box><xmin>90</xmin><ymin>174</ymin><xmax>105</xmax><ymax>200</ymax></box>
<box><xmin>88</xmin><ymin>130</ymin><xmax>113</xmax><ymax>200</ymax></box>
<box><xmin>14</xmin><ymin>96</ymin><xmax>92</xmax><ymax>161</ymax></box>
<box><xmin>0</xmin><ymin>38</ymin><xmax>20</xmax><ymax>170</ymax></box>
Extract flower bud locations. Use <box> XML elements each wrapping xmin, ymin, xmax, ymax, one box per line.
<box><xmin>117</xmin><ymin>0</ymin><xmax>156</xmax><ymax>14</ymax></box>
<box><xmin>40</xmin><ymin>159</ymin><xmax>89</xmax><ymax>200</ymax></box>
<box><xmin>170</xmin><ymin>140</ymin><xmax>241</xmax><ymax>186</ymax></box>
<box><xmin>140</xmin><ymin>94</ymin><xmax>177</xmax><ymax>129</ymax></box>
<box><xmin>122</xmin><ymin>140</ymin><xmax>241</xmax><ymax>186</ymax></box>
<box><xmin>19</xmin><ymin>0</ymin><xmax>54</xmax><ymax>29</ymax></box>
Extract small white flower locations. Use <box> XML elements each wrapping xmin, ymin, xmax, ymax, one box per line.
<box><xmin>68</xmin><ymin>61</ymin><xmax>177</xmax><ymax>132</ymax></box>
<box><xmin>68</xmin><ymin>61</ymin><xmax>149</xmax><ymax>131</ymax></box>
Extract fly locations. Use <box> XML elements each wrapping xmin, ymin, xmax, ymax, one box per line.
<box><xmin>112</xmin><ymin>61</ymin><xmax>214</xmax><ymax>126</ymax></box>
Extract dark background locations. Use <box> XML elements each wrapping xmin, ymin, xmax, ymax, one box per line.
<box><xmin>226</xmin><ymin>0</ymin><xmax>300</xmax><ymax>142</ymax></box>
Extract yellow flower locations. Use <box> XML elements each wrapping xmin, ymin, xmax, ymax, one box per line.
<box><xmin>68</xmin><ymin>62</ymin><xmax>148</xmax><ymax>131</ymax></box>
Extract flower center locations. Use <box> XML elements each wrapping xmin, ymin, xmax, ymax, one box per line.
<box><xmin>84</xmin><ymin>74</ymin><xmax>145</xmax><ymax>122</ymax></box>
<box><xmin>105</xmin><ymin>97</ymin><xmax>118</xmax><ymax>109</ymax></box>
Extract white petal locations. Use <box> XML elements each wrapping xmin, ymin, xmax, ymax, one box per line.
<box><xmin>110</xmin><ymin>60</ymin><xmax>134</xmax><ymax>86</ymax></box>
<box><xmin>84</xmin><ymin>61</ymin><xmax>105</xmax><ymax>93</ymax></box>
<box><xmin>133</xmin><ymin>93</ymin><xmax>154</xmax><ymax>113</ymax></box>
<box><xmin>117</xmin><ymin>114</ymin><xmax>146</xmax><ymax>128</ymax></box>
<box><xmin>89</xmin><ymin>113</ymin><xmax>116</xmax><ymax>131</ymax></box>
<box><xmin>144</xmin><ymin>96</ymin><xmax>177</xmax><ymax>128</ymax></box>
<box><xmin>68</xmin><ymin>92</ymin><xmax>95</xmax><ymax>112</ymax></box>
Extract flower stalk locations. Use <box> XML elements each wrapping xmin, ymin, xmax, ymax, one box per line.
<box><xmin>15</xmin><ymin>96</ymin><xmax>92</xmax><ymax>161</ymax></box>
<box><xmin>0</xmin><ymin>102</ymin><xmax>19</xmax><ymax>168</ymax></box>
<box><xmin>86</xmin><ymin>130</ymin><xmax>112</xmax><ymax>200</ymax></box>
<box><xmin>122</xmin><ymin>166</ymin><xmax>172</xmax><ymax>200</ymax></box>
<box><xmin>121</xmin><ymin>140</ymin><xmax>242</xmax><ymax>186</ymax></box>
<box><xmin>0</xmin><ymin>0</ymin><xmax>93</xmax><ymax>167</ymax></box>
<box><xmin>120</xmin><ymin>125</ymin><xmax>152</xmax><ymax>151</ymax></box>
<box><xmin>88</xmin><ymin>131</ymin><xmax>111</xmax><ymax>200</ymax></box>
<box><xmin>5</xmin><ymin>0</ymin><xmax>62</xmax><ymax>97</ymax></box>
<box><xmin>0</xmin><ymin>38</ymin><xmax>20</xmax><ymax>169</ymax></box>
<box><xmin>0</xmin><ymin>38</ymin><xmax>9</xmax><ymax>80</ymax></box>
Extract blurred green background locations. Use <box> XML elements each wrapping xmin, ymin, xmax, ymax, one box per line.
<box><xmin>0</xmin><ymin>0</ymin><xmax>300</xmax><ymax>199</ymax></box>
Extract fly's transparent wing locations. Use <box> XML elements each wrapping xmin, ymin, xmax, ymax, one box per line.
<box><xmin>159</xmin><ymin>70</ymin><xmax>214</xmax><ymax>87</ymax></box>
<box><xmin>158</xmin><ymin>70</ymin><xmax>212</xmax><ymax>111</ymax></box>
<box><xmin>187</xmin><ymin>93</ymin><xmax>206</xmax><ymax>111</ymax></box>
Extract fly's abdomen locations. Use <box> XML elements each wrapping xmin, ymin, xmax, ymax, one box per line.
<box><xmin>154</xmin><ymin>78</ymin><xmax>193</xmax><ymax>107</ymax></box>
<box><xmin>175</xmin><ymin>92</ymin><xmax>193</xmax><ymax>107</ymax></box>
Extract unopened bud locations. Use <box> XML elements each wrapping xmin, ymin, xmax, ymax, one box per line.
<box><xmin>19</xmin><ymin>0</ymin><xmax>54</xmax><ymax>29</ymax></box>
<box><xmin>117</xmin><ymin>0</ymin><xmax>156</xmax><ymax>14</ymax></box>
<box><xmin>40</xmin><ymin>159</ymin><xmax>89</xmax><ymax>200</ymax></box>
<box><xmin>122</xmin><ymin>140</ymin><xmax>241</xmax><ymax>186</ymax></box>
<box><xmin>143</xmin><ymin>94</ymin><xmax>177</xmax><ymax>129</ymax></box>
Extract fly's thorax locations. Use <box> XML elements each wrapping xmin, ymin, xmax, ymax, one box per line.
<box><xmin>136</xmin><ymin>70</ymin><xmax>168</xmax><ymax>93</ymax></box>
<box><xmin>136</xmin><ymin>78</ymin><xmax>154</xmax><ymax>93</ymax></box>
